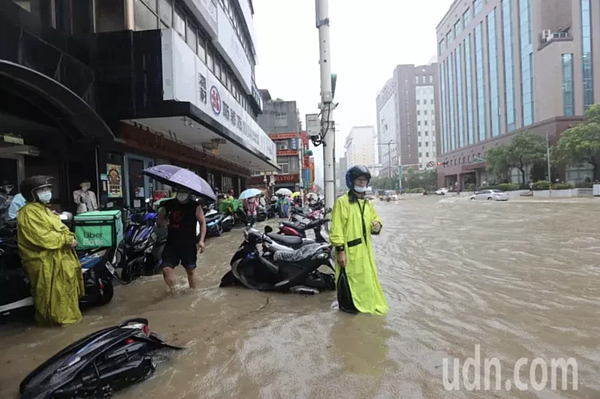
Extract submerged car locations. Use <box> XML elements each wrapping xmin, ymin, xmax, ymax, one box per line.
<box><xmin>470</xmin><ymin>189</ymin><xmax>510</xmax><ymax>201</ymax></box>
<box><xmin>435</xmin><ymin>188</ymin><xmax>449</xmax><ymax>195</ymax></box>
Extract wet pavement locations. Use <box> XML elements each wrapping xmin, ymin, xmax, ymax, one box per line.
<box><xmin>1</xmin><ymin>195</ymin><xmax>599</xmax><ymax>398</ymax></box>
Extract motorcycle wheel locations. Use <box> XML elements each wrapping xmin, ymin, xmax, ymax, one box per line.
<box><xmin>97</xmin><ymin>278</ymin><xmax>114</xmax><ymax>306</ymax></box>
<box><xmin>121</xmin><ymin>258</ymin><xmax>144</xmax><ymax>284</ymax></box>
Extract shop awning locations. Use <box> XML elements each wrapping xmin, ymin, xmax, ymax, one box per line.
<box><xmin>0</xmin><ymin>60</ymin><xmax>114</xmax><ymax>142</ymax></box>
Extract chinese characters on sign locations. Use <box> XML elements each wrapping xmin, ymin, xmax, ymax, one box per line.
<box><xmin>106</xmin><ymin>164</ymin><xmax>123</xmax><ymax>198</ymax></box>
<box><xmin>199</xmin><ymin>73</ymin><xmax>207</xmax><ymax>104</ymax></box>
<box><xmin>223</xmin><ymin>101</ymin><xmax>230</xmax><ymax>120</ymax></box>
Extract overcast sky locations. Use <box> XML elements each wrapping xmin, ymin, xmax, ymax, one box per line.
<box><xmin>254</xmin><ymin>0</ymin><xmax>451</xmax><ymax>186</ymax></box>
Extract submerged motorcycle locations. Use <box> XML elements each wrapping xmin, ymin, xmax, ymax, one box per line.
<box><xmin>220</xmin><ymin>226</ymin><xmax>335</xmax><ymax>295</ymax></box>
<box><xmin>204</xmin><ymin>203</ymin><xmax>234</xmax><ymax>237</ymax></box>
<box><xmin>19</xmin><ymin>318</ymin><xmax>183</xmax><ymax>399</ymax></box>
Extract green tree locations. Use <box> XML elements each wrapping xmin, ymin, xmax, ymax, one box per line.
<box><xmin>508</xmin><ymin>131</ymin><xmax>547</xmax><ymax>185</ymax></box>
<box><xmin>485</xmin><ymin>144</ymin><xmax>511</xmax><ymax>182</ymax></box>
<box><xmin>555</xmin><ymin>104</ymin><xmax>600</xmax><ymax>180</ymax></box>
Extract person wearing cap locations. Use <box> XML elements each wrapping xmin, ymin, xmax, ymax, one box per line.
<box><xmin>73</xmin><ymin>180</ymin><xmax>98</xmax><ymax>214</ymax></box>
<box><xmin>17</xmin><ymin>176</ymin><xmax>84</xmax><ymax>326</ymax></box>
<box><xmin>330</xmin><ymin>165</ymin><xmax>388</xmax><ymax>315</ymax></box>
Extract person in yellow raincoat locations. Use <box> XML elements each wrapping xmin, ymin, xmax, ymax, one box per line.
<box><xmin>17</xmin><ymin>176</ymin><xmax>84</xmax><ymax>326</ymax></box>
<box><xmin>330</xmin><ymin>166</ymin><xmax>388</xmax><ymax>315</ymax></box>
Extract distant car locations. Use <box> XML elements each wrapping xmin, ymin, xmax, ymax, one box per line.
<box><xmin>384</xmin><ymin>190</ymin><xmax>398</xmax><ymax>201</ymax></box>
<box><xmin>436</xmin><ymin>188</ymin><xmax>449</xmax><ymax>195</ymax></box>
<box><xmin>470</xmin><ymin>189</ymin><xmax>510</xmax><ymax>201</ymax></box>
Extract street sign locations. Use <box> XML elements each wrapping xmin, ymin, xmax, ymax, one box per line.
<box><xmin>306</xmin><ymin>114</ymin><xmax>320</xmax><ymax>138</ymax></box>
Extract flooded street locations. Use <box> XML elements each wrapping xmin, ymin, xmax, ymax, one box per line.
<box><xmin>1</xmin><ymin>196</ymin><xmax>599</xmax><ymax>398</ymax></box>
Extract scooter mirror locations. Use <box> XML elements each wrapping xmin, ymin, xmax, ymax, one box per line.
<box><xmin>264</xmin><ymin>226</ymin><xmax>273</xmax><ymax>233</ymax></box>
<box><xmin>325</xmin><ymin>207</ymin><xmax>332</xmax><ymax>214</ymax></box>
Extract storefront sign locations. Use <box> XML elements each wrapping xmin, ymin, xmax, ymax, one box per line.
<box><xmin>301</xmin><ymin>131</ymin><xmax>308</xmax><ymax>149</ymax></box>
<box><xmin>278</xmin><ymin>150</ymin><xmax>298</xmax><ymax>156</ymax></box>
<box><xmin>274</xmin><ymin>174</ymin><xmax>299</xmax><ymax>183</ymax></box>
<box><xmin>290</xmin><ymin>138</ymin><xmax>298</xmax><ymax>150</ymax></box>
<box><xmin>106</xmin><ymin>164</ymin><xmax>123</xmax><ymax>198</ymax></box>
<box><xmin>162</xmin><ymin>29</ymin><xmax>276</xmax><ymax>163</ymax></box>
<box><xmin>269</xmin><ymin>133</ymin><xmax>299</xmax><ymax>140</ymax></box>
<box><xmin>2</xmin><ymin>135</ymin><xmax>24</xmax><ymax>145</ymax></box>
<box><xmin>303</xmin><ymin>156</ymin><xmax>310</xmax><ymax>168</ymax></box>
<box><xmin>309</xmin><ymin>158</ymin><xmax>315</xmax><ymax>183</ymax></box>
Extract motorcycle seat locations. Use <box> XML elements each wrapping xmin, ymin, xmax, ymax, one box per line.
<box><xmin>266</xmin><ymin>233</ymin><xmax>303</xmax><ymax>248</ymax></box>
<box><xmin>273</xmin><ymin>243</ymin><xmax>322</xmax><ymax>263</ymax></box>
<box><xmin>280</xmin><ymin>221</ymin><xmax>306</xmax><ymax>231</ymax></box>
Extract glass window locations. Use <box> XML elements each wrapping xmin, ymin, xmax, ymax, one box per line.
<box><xmin>418</xmin><ymin>110</ymin><xmax>421</xmax><ymax>115</ymax></box>
<box><xmin>207</xmin><ymin>46</ymin><xmax>214</xmax><ymax>71</ymax></box>
<box><xmin>135</xmin><ymin>0</ymin><xmax>158</xmax><ymax>31</ymax></box>
<box><xmin>440</xmin><ymin>60</ymin><xmax>448</xmax><ymax>154</ymax></box>
<box><xmin>417</xmin><ymin>100</ymin><xmax>420</xmax><ymax>105</ymax></box>
<box><xmin>448</xmin><ymin>51</ymin><xmax>456</xmax><ymax>151</ymax></box>
<box><xmin>474</xmin><ymin>0</ymin><xmax>482</xmax><ymax>15</ymax></box>
<box><xmin>581</xmin><ymin>0</ymin><xmax>594</xmax><ymax>109</ymax></box>
<box><xmin>502</xmin><ymin>0</ymin><xmax>516</xmax><ymax>132</ymax></box>
<box><xmin>173</xmin><ymin>7</ymin><xmax>185</xmax><ymax>38</ymax></box>
<box><xmin>463</xmin><ymin>8</ymin><xmax>471</xmax><ymax>28</ymax></box>
<box><xmin>159</xmin><ymin>0</ymin><xmax>172</xmax><ymax>25</ymax></box>
<box><xmin>214</xmin><ymin>57</ymin><xmax>221</xmax><ymax>81</ymax></box>
<box><xmin>144</xmin><ymin>0</ymin><xmax>156</xmax><ymax>11</ymax></box>
<box><xmin>426</xmin><ymin>152</ymin><xmax>430</xmax><ymax>157</ymax></box>
<box><xmin>197</xmin><ymin>34</ymin><xmax>206</xmax><ymax>63</ymax></box>
<box><xmin>439</xmin><ymin>39</ymin><xmax>445</xmax><ymax>55</ymax></box>
<box><xmin>562</xmin><ymin>54</ymin><xmax>575</xmax><ymax>116</ymax></box>
<box><xmin>487</xmin><ymin>8</ymin><xmax>500</xmax><ymax>137</ymax></box>
<box><xmin>96</xmin><ymin>0</ymin><xmax>125</xmax><ymax>33</ymax></box>
<box><xmin>464</xmin><ymin>35</ymin><xmax>474</xmax><ymax>145</ymax></box>
<box><xmin>186</xmin><ymin>23</ymin><xmax>197</xmax><ymax>53</ymax></box>
<box><xmin>429</xmin><ymin>76</ymin><xmax>433</xmax><ymax>83</ymax></box>
<box><xmin>415</xmin><ymin>76</ymin><xmax>419</xmax><ymax>83</ymax></box>
<box><xmin>454</xmin><ymin>21</ymin><xmax>462</xmax><ymax>38</ymax></box>
<box><xmin>475</xmin><ymin>23</ymin><xmax>487</xmax><ymax>141</ymax></box>
<box><xmin>519</xmin><ymin>0</ymin><xmax>534</xmax><ymax>125</ymax></box>
<box><xmin>446</xmin><ymin>31</ymin><xmax>452</xmax><ymax>44</ymax></box>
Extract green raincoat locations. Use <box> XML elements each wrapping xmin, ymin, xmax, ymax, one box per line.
<box><xmin>330</xmin><ymin>193</ymin><xmax>388</xmax><ymax>315</ymax></box>
<box><xmin>17</xmin><ymin>202</ymin><xmax>84</xmax><ymax>326</ymax></box>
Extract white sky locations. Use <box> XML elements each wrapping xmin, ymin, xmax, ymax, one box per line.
<box><xmin>254</xmin><ymin>0</ymin><xmax>452</xmax><ymax>186</ymax></box>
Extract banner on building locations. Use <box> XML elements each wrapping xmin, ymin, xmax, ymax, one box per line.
<box><xmin>277</xmin><ymin>150</ymin><xmax>299</xmax><ymax>156</ymax></box>
<box><xmin>106</xmin><ymin>164</ymin><xmax>123</xmax><ymax>198</ymax></box>
<box><xmin>303</xmin><ymin>155</ymin><xmax>310</xmax><ymax>169</ymax></box>
<box><xmin>269</xmin><ymin>132</ymin><xmax>300</xmax><ymax>140</ymax></box>
<box><xmin>303</xmin><ymin>169</ymin><xmax>310</xmax><ymax>189</ymax></box>
<box><xmin>301</xmin><ymin>131</ymin><xmax>308</xmax><ymax>149</ymax></box>
<box><xmin>309</xmin><ymin>157</ymin><xmax>315</xmax><ymax>183</ymax></box>
<box><xmin>274</xmin><ymin>174</ymin><xmax>299</xmax><ymax>183</ymax></box>
<box><xmin>290</xmin><ymin>137</ymin><xmax>298</xmax><ymax>150</ymax></box>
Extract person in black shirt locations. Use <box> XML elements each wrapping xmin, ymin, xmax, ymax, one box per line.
<box><xmin>157</xmin><ymin>190</ymin><xmax>206</xmax><ymax>289</ymax></box>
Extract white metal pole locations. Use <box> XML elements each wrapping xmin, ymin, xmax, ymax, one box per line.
<box><xmin>316</xmin><ymin>0</ymin><xmax>335</xmax><ymax>210</ymax></box>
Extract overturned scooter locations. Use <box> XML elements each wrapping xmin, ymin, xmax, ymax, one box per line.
<box><xmin>220</xmin><ymin>226</ymin><xmax>335</xmax><ymax>295</ymax></box>
<box><xmin>19</xmin><ymin>318</ymin><xmax>183</xmax><ymax>399</ymax></box>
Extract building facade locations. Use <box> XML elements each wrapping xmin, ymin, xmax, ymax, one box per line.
<box><xmin>436</xmin><ymin>0</ymin><xmax>599</xmax><ymax>188</ymax></box>
<box><xmin>0</xmin><ymin>0</ymin><xmax>277</xmax><ymax>212</ymax></box>
<box><xmin>376</xmin><ymin>63</ymin><xmax>441</xmax><ymax>177</ymax></box>
<box><xmin>336</xmin><ymin>156</ymin><xmax>347</xmax><ymax>192</ymax></box>
<box><xmin>256</xmin><ymin>92</ymin><xmax>303</xmax><ymax>192</ymax></box>
<box><xmin>344</xmin><ymin>126</ymin><xmax>376</xmax><ymax>169</ymax></box>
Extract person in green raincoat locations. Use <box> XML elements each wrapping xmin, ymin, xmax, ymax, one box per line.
<box><xmin>17</xmin><ymin>176</ymin><xmax>84</xmax><ymax>326</ymax></box>
<box><xmin>330</xmin><ymin>166</ymin><xmax>388</xmax><ymax>315</ymax></box>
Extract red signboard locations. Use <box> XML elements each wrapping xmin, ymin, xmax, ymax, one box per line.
<box><xmin>274</xmin><ymin>174</ymin><xmax>299</xmax><ymax>183</ymax></box>
<box><xmin>270</xmin><ymin>132</ymin><xmax>300</xmax><ymax>140</ymax></box>
<box><xmin>277</xmin><ymin>150</ymin><xmax>299</xmax><ymax>156</ymax></box>
<box><xmin>303</xmin><ymin>155</ymin><xmax>310</xmax><ymax>168</ymax></box>
<box><xmin>301</xmin><ymin>131</ymin><xmax>309</xmax><ymax>149</ymax></box>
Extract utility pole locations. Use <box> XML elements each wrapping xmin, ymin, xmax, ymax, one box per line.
<box><xmin>546</xmin><ymin>130</ymin><xmax>552</xmax><ymax>199</ymax></box>
<box><xmin>316</xmin><ymin>0</ymin><xmax>335</xmax><ymax>210</ymax></box>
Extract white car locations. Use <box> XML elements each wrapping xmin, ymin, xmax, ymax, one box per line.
<box><xmin>470</xmin><ymin>189</ymin><xmax>510</xmax><ymax>201</ymax></box>
<box><xmin>435</xmin><ymin>188</ymin><xmax>449</xmax><ymax>195</ymax></box>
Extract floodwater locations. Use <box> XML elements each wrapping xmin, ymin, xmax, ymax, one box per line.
<box><xmin>1</xmin><ymin>196</ymin><xmax>599</xmax><ymax>398</ymax></box>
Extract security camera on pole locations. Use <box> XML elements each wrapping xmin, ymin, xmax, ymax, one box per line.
<box><xmin>309</xmin><ymin>0</ymin><xmax>337</xmax><ymax>211</ymax></box>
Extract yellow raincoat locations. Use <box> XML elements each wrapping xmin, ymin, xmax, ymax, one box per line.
<box><xmin>330</xmin><ymin>193</ymin><xmax>388</xmax><ymax>315</ymax></box>
<box><xmin>17</xmin><ymin>202</ymin><xmax>84</xmax><ymax>326</ymax></box>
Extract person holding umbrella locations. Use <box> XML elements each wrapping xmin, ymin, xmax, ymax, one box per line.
<box><xmin>143</xmin><ymin>165</ymin><xmax>216</xmax><ymax>290</ymax></box>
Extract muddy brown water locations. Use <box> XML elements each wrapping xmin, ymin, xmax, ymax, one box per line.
<box><xmin>1</xmin><ymin>196</ymin><xmax>599</xmax><ymax>398</ymax></box>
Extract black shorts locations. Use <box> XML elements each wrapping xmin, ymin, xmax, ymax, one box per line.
<box><xmin>161</xmin><ymin>241</ymin><xmax>197</xmax><ymax>270</ymax></box>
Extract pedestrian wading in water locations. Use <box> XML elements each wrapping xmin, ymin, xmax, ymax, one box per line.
<box><xmin>330</xmin><ymin>165</ymin><xmax>388</xmax><ymax>315</ymax></box>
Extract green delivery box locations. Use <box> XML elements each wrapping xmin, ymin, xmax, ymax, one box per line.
<box><xmin>74</xmin><ymin>210</ymin><xmax>123</xmax><ymax>250</ymax></box>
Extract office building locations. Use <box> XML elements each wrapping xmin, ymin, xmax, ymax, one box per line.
<box><xmin>0</xmin><ymin>0</ymin><xmax>277</xmax><ymax>211</ymax></box>
<box><xmin>436</xmin><ymin>0</ymin><xmax>599</xmax><ymax>188</ymax></box>
<box><xmin>336</xmin><ymin>156</ymin><xmax>347</xmax><ymax>191</ymax></box>
<box><xmin>256</xmin><ymin>92</ymin><xmax>303</xmax><ymax>192</ymax></box>
<box><xmin>376</xmin><ymin>63</ymin><xmax>441</xmax><ymax>177</ymax></box>
<box><xmin>344</xmin><ymin>126</ymin><xmax>376</xmax><ymax>169</ymax></box>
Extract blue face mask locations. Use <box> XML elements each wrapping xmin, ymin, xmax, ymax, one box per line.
<box><xmin>354</xmin><ymin>186</ymin><xmax>368</xmax><ymax>193</ymax></box>
<box><xmin>37</xmin><ymin>191</ymin><xmax>52</xmax><ymax>203</ymax></box>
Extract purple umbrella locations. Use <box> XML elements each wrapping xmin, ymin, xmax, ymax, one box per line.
<box><xmin>143</xmin><ymin>165</ymin><xmax>217</xmax><ymax>201</ymax></box>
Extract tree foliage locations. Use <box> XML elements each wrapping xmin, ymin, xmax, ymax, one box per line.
<box><xmin>485</xmin><ymin>144</ymin><xmax>511</xmax><ymax>182</ymax></box>
<box><xmin>554</xmin><ymin>104</ymin><xmax>600</xmax><ymax>180</ymax></box>
<box><xmin>485</xmin><ymin>131</ymin><xmax>546</xmax><ymax>185</ymax></box>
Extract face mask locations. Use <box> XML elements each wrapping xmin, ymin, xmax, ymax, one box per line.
<box><xmin>177</xmin><ymin>193</ymin><xmax>189</xmax><ymax>202</ymax></box>
<box><xmin>354</xmin><ymin>186</ymin><xmax>368</xmax><ymax>193</ymax></box>
<box><xmin>37</xmin><ymin>190</ymin><xmax>52</xmax><ymax>203</ymax></box>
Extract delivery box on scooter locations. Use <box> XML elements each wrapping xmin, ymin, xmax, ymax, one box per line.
<box><xmin>74</xmin><ymin>210</ymin><xmax>124</xmax><ymax>250</ymax></box>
